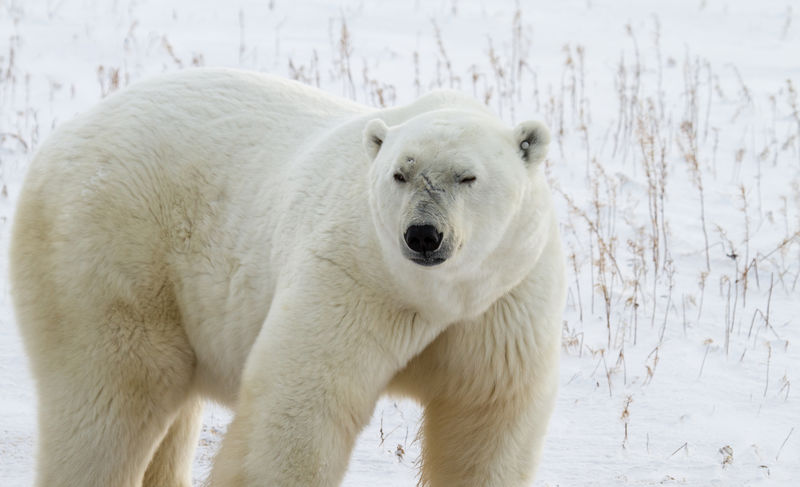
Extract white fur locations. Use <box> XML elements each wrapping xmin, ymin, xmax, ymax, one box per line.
<box><xmin>10</xmin><ymin>68</ymin><xmax>566</xmax><ymax>487</ymax></box>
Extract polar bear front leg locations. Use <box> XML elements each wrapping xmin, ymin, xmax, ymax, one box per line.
<box><xmin>419</xmin><ymin>379</ymin><xmax>558</xmax><ymax>487</ymax></box>
<box><xmin>403</xmin><ymin>276</ymin><xmax>563</xmax><ymax>486</ymax></box>
<box><xmin>209</xmin><ymin>286</ymin><xmax>417</xmax><ymax>487</ymax></box>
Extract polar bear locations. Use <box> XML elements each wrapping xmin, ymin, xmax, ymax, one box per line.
<box><xmin>10</xmin><ymin>68</ymin><xmax>565</xmax><ymax>487</ymax></box>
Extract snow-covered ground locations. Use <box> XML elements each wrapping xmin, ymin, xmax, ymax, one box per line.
<box><xmin>1</xmin><ymin>0</ymin><xmax>798</xmax><ymax>485</ymax></box>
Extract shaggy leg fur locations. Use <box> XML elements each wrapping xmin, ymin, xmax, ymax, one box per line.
<box><xmin>392</xmin><ymin>275</ymin><xmax>562</xmax><ymax>487</ymax></box>
<box><xmin>419</xmin><ymin>394</ymin><xmax>552</xmax><ymax>487</ymax></box>
<box><xmin>143</xmin><ymin>398</ymin><xmax>204</xmax><ymax>487</ymax></box>
<box><xmin>24</xmin><ymin>308</ymin><xmax>196</xmax><ymax>487</ymax></box>
<box><xmin>209</xmin><ymin>279</ymin><xmax>429</xmax><ymax>487</ymax></box>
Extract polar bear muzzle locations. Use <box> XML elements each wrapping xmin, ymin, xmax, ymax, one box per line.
<box><xmin>404</xmin><ymin>225</ymin><xmax>442</xmax><ymax>253</ymax></box>
<box><xmin>403</xmin><ymin>224</ymin><xmax>449</xmax><ymax>266</ymax></box>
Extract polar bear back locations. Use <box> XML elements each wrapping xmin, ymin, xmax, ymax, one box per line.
<box><xmin>12</xmin><ymin>69</ymin><xmax>493</xmax><ymax>399</ymax></box>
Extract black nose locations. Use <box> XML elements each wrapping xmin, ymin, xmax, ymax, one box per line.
<box><xmin>404</xmin><ymin>225</ymin><xmax>443</xmax><ymax>253</ymax></box>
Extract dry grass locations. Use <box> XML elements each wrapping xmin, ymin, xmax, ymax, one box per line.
<box><xmin>3</xmin><ymin>0</ymin><xmax>796</xmax><ymax>403</ymax></box>
<box><xmin>1</xmin><ymin>2</ymin><xmax>798</xmax><ymax>482</ymax></box>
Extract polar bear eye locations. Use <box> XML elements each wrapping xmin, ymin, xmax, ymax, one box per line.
<box><xmin>393</xmin><ymin>173</ymin><xmax>407</xmax><ymax>183</ymax></box>
<box><xmin>459</xmin><ymin>176</ymin><xmax>476</xmax><ymax>184</ymax></box>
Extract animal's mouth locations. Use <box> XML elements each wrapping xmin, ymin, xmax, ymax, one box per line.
<box><xmin>402</xmin><ymin>243</ymin><xmax>452</xmax><ymax>267</ymax></box>
<box><xmin>409</xmin><ymin>255</ymin><xmax>447</xmax><ymax>267</ymax></box>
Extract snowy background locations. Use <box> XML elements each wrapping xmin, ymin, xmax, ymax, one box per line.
<box><xmin>1</xmin><ymin>0</ymin><xmax>799</xmax><ymax>485</ymax></box>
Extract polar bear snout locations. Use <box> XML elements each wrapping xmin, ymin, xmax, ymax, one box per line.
<box><xmin>402</xmin><ymin>224</ymin><xmax>450</xmax><ymax>266</ymax></box>
<box><xmin>404</xmin><ymin>225</ymin><xmax>442</xmax><ymax>253</ymax></box>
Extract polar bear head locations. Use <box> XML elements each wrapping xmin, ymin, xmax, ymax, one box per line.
<box><xmin>363</xmin><ymin>109</ymin><xmax>550</xmax><ymax>275</ymax></box>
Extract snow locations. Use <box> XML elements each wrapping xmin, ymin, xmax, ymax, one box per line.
<box><xmin>1</xmin><ymin>0</ymin><xmax>798</xmax><ymax>485</ymax></box>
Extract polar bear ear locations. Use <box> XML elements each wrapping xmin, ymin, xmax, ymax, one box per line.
<box><xmin>363</xmin><ymin>119</ymin><xmax>389</xmax><ymax>160</ymax></box>
<box><xmin>514</xmin><ymin>120</ymin><xmax>551</xmax><ymax>166</ymax></box>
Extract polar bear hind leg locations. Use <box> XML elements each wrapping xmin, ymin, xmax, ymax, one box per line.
<box><xmin>19</xmin><ymin>297</ymin><xmax>197</xmax><ymax>487</ymax></box>
<box><xmin>11</xmin><ymin>156</ymin><xmax>200</xmax><ymax>487</ymax></box>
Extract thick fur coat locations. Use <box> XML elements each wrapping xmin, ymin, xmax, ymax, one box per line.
<box><xmin>10</xmin><ymin>68</ymin><xmax>566</xmax><ymax>487</ymax></box>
